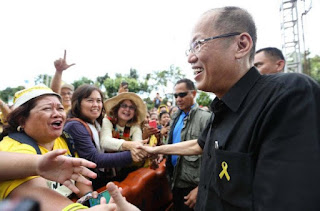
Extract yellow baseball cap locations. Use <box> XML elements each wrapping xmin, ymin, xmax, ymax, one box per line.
<box><xmin>13</xmin><ymin>84</ymin><xmax>61</xmax><ymax>109</ymax></box>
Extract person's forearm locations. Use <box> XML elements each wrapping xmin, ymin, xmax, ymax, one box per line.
<box><xmin>0</xmin><ymin>152</ymin><xmax>40</xmax><ymax>180</ymax></box>
<box><xmin>50</xmin><ymin>70</ymin><xmax>63</xmax><ymax>93</ymax></box>
<box><xmin>155</xmin><ymin>139</ymin><xmax>202</xmax><ymax>155</ymax></box>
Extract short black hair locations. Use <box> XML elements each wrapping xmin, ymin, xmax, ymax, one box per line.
<box><xmin>256</xmin><ymin>47</ymin><xmax>285</xmax><ymax>61</ymax></box>
<box><xmin>175</xmin><ymin>78</ymin><xmax>196</xmax><ymax>90</ymax></box>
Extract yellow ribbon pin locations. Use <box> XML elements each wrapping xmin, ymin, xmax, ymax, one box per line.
<box><xmin>219</xmin><ymin>161</ymin><xmax>230</xmax><ymax>181</ymax></box>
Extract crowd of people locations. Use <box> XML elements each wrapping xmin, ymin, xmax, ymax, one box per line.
<box><xmin>0</xmin><ymin>5</ymin><xmax>320</xmax><ymax>211</ymax></box>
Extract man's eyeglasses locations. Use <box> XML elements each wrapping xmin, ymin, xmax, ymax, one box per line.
<box><xmin>185</xmin><ymin>32</ymin><xmax>241</xmax><ymax>56</ymax></box>
<box><xmin>174</xmin><ymin>91</ymin><xmax>193</xmax><ymax>98</ymax></box>
<box><xmin>61</xmin><ymin>91</ymin><xmax>73</xmax><ymax>96</ymax></box>
<box><xmin>120</xmin><ymin>103</ymin><xmax>136</xmax><ymax>111</ymax></box>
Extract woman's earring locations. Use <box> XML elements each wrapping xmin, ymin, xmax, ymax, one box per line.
<box><xmin>17</xmin><ymin>126</ymin><xmax>23</xmax><ymax>132</ymax></box>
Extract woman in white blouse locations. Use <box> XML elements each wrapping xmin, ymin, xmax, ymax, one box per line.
<box><xmin>100</xmin><ymin>92</ymin><xmax>148</xmax><ymax>177</ymax></box>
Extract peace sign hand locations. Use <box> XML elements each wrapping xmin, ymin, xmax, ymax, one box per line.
<box><xmin>54</xmin><ymin>50</ymin><xmax>75</xmax><ymax>72</ymax></box>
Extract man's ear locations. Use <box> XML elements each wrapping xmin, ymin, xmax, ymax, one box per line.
<box><xmin>276</xmin><ymin>60</ymin><xmax>285</xmax><ymax>72</ymax></box>
<box><xmin>235</xmin><ymin>33</ymin><xmax>252</xmax><ymax>59</ymax></box>
<box><xmin>192</xmin><ymin>90</ymin><xmax>197</xmax><ymax>98</ymax></box>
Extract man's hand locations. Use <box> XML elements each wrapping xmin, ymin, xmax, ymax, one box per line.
<box><xmin>184</xmin><ymin>186</ymin><xmax>198</xmax><ymax>208</ymax></box>
<box><xmin>36</xmin><ymin>149</ymin><xmax>97</xmax><ymax>194</ymax></box>
<box><xmin>130</xmin><ymin>141</ymin><xmax>149</xmax><ymax>162</ymax></box>
<box><xmin>137</xmin><ymin>144</ymin><xmax>158</xmax><ymax>155</ymax></box>
<box><xmin>54</xmin><ymin>50</ymin><xmax>75</xmax><ymax>72</ymax></box>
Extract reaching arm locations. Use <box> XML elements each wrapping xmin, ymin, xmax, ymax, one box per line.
<box><xmin>0</xmin><ymin>150</ymin><xmax>97</xmax><ymax>194</ymax></box>
<box><xmin>139</xmin><ymin>139</ymin><xmax>202</xmax><ymax>156</ymax></box>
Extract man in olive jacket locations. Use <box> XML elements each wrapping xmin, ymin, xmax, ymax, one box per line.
<box><xmin>166</xmin><ymin>78</ymin><xmax>211</xmax><ymax>211</ymax></box>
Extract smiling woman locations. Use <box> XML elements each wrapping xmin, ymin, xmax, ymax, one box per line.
<box><xmin>64</xmin><ymin>84</ymin><xmax>135</xmax><ymax>190</ymax></box>
<box><xmin>100</xmin><ymin>92</ymin><xmax>148</xmax><ymax>181</ymax></box>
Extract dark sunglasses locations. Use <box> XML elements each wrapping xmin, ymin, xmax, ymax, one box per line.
<box><xmin>120</xmin><ymin>103</ymin><xmax>136</xmax><ymax>111</ymax></box>
<box><xmin>174</xmin><ymin>91</ymin><xmax>192</xmax><ymax>98</ymax></box>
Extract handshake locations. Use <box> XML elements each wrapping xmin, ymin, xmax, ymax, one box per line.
<box><xmin>123</xmin><ymin>139</ymin><xmax>163</xmax><ymax>168</ymax></box>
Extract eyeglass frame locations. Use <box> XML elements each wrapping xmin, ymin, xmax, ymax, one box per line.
<box><xmin>174</xmin><ymin>90</ymin><xmax>194</xmax><ymax>98</ymax></box>
<box><xmin>119</xmin><ymin>103</ymin><xmax>136</xmax><ymax>111</ymax></box>
<box><xmin>185</xmin><ymin>32</ymin><xmax>241</xmax><ymax>56</ymax></box>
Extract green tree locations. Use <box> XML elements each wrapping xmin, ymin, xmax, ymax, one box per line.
<box><xmin>129</xmin><ymin>68</ymin><xmax>139</xmax><ymax>80</ymax></box>
<box><xmin>96</xmin><ymin>73</ymin><xmax>110</xmax><ymax>87</ymax></box>
<box><xmin>35</xmin><ymin>74</ymin><xmax>52</xmax><ymax>86</ymax></box>
<box><xmin>0</xmin><ymin>86</ymin><xmax>25</xmax><ymax>103</ymax></box>
<box><xmin>72</xmin><ymin>77</ymin><xmax>94</xmax><ymax>90</ymax></box>
<box><xmin>143</xmin><ymin>97</ymin><xmax>154</xmax><ymax>110</ymax></box>
<box><xmin>309</xmin><ymin>55</ymin><xmax>320</xmax><ymax>84</ymax></box>
<box><xmin>103</xmin><ymin>76</ymin><xmax>150</xmax><ymax>98</ymax></box>
<box><xmin>196</xmin><ymin>91</ymin><xmax>213</xmax><ymax>107</ymax></box>
<box><xmin>101</xmin><ymin>69</ymin><xmax>151</xmax><ymax>98</ymax></box>
<box><xmin>151</xmin><ymin>65</ymin><xmax>186</xmax><ymax>94</ymax></box>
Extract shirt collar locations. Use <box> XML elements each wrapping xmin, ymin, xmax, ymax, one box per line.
<box><xmin>178</xmin><ymin>103</ymin><xmax>196</xmax><ymax>116</ymax></box>
<box><xmin>211</xmin><ymin>67</ymin><xmax>261</xmax><ymax>112</ymax></box>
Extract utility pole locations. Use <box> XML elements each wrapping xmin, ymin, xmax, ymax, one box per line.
<box><xmin>280</xmin><ymin>0</ymin><xmax>302</xmax><ymax>73</ymax></box>
<box><xmin>280</xmin><ymin>0</ymin><xmax>312</xmax><ymax>74</ymax></box>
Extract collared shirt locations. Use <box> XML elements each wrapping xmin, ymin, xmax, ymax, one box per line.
<box><xmin>171</xmin><ymin>105</ymin><xmax>194</xmax><ymax>166</ymax></box>
<box><xmin>196</xmin><ymin>67</ymin><xmax>320</xmax><ymax>211</ymax></box>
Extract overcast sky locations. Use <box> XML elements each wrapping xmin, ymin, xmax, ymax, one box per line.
<box><xmin>0</xmin><ymin>0</ymin><xmax>318</xmax><ymax>91</ymax></box>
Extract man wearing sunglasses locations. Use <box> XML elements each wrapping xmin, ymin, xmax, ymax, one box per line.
<box><xmin>166</xmin><ymin>78</ymin><xmax>211</xmax><ymax>211</ymax></box>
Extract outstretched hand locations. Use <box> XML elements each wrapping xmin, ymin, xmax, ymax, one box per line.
<box><xmin>107</xmin><ymin>182</ymin><xmax>140</xmax><ymax>211</ymax></box>
<box><xmin>137</xmin><ymin>144</ymin><xmax>158</xmax><ymax>155</ymax></box>
<box><xmin>54</xmin><ymin>50</ymin><xmax>75</xmax><ymax>72</ymax></box>
<box><xmin>36</xmin><ymin>149</ymin><xmax>97</xmax><ymax>194</ymax></box>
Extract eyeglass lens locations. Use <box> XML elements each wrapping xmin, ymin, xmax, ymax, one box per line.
<box><xmin>120</xmin><ymin>103</ymin><xmax>136</xmax><ymax>110</ymax></box>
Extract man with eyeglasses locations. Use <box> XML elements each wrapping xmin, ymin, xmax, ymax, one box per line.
<box><xmin>166</xmin><ymin>78</ymin><xmax>211</xmax><ymax>211</ymax></box>
<box><xmin>140</xmin><ymin>6</ymin><xmax>320</xmax><ymax>211</ymax></box>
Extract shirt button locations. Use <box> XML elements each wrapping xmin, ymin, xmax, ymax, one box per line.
<box><xmin>208</xmin><ymin>154</ymin><xmax>211</xmax><ymax>159</ymax></box>
<box><xmin>204</xmin><ymin>185</ymin><xmax>207</xmax><ymax>189</ymax></box>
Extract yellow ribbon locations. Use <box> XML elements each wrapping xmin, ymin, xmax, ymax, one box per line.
<box><xmin>219</xmin><ymin>161</ymin><xmax>230</xmax><ymax>181</ymax></box>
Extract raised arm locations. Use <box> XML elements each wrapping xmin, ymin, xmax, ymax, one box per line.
<box><xmin>51</xmin><ymin>50</ymin><xmax>75</xmax><ymax>93</ymax></box>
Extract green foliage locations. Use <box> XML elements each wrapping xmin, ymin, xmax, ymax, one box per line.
<box><xmin>96</xmin><ymin>73</ymin><xmax>110</xmax><ymax>87</ymax></box>
<box><xmin>35</xmin><ymin>74</ymin><xmax>52</xmax><ymax>86</ymax></box>
<box><xmin>72</xmin><ymin>77</ymin><xmax>94</xmax><ymax>90</ymax></box>
<box><xmin>0</xmin><ymin>86</ymin><xmax>25</xmax><ymax>103</ymax></box>
<box><xmin>310</xmin><ymin>55</ymin><xmax>320</xmax><ymax>84</ymax></box>
<box><xmin>143</xmin><ymin>97</ymin><xmax>154</xmax><ymax>110</ymax></box>
<box><xmin>196</xmin><ymin>91</ymin><xmax>213</xmax><ymax>107</ymax></box>
<box><xmin>151</xmin><ymin>65</ymin><xmax>186</xmax><ymax>93</ymax></box>
<box><xmin>129</xmin><ymin>68</ymin><xmax>139</xmax><ymax>80</ymax></box>
<box><xmin>103</xmin><ymin>75</ymin><xmax>151</xmax><ymax>98</ymax></box>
